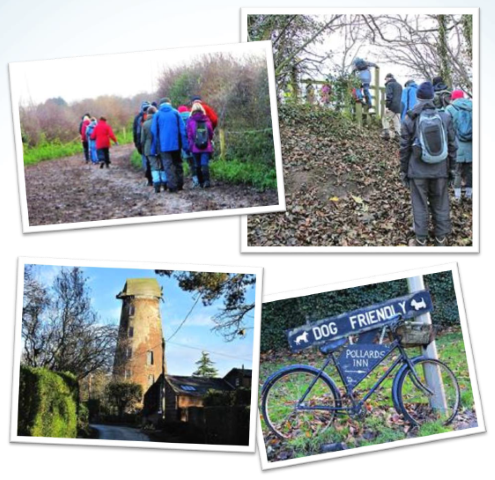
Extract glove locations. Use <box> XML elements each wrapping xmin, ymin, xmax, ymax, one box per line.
<box><xmin>400</xmin><ymin>172</ymin><xmax>410</xmax><ymax>188</ymax></box>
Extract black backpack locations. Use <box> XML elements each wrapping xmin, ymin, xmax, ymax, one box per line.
<box><xmin>194</xmin><ymin>120</ymin><xmax>209</xmax><ymax>149</ymax></box>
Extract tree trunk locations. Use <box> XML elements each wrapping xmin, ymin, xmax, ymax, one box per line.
<box><xmin>462</xmin><ymin>14</ymin><xmax>473</xmax><ymax>61</ymax></box>
<box><xmin>437</xmin><ymin>15</ymin><xmax>452</xmax><ymax>87</ymax></box>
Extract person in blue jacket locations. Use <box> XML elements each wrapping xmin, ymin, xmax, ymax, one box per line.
<box><xmin>85</xmin><ymin>117</ymin><xmax>99</xmax><ymax>164</ymax></box>
<box><xmin>150</xmin><ymin>98</ymin><xmax>190</xmax><ymax>193</ymax></box>
<box><xmin>352</xmin><ymin>57</ymin><xmax>378</xmax><ymax>108</ymax></box>
<box><xmin>401</xmin><ymin>79</ymin><xmax>418</xmax><ymax>120</ymax></box>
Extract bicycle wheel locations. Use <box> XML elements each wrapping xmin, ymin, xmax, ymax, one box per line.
<box><xmin>397</xmin><ymin>358</ymin><xmax>460</xmax><ymax>426</ymax></box>
<box><xmin>261</xmin><ymin>367</ymin><xmax>340</xmax><ymax>439</ymax></box>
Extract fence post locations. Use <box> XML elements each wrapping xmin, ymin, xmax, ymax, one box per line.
<box><xmin>356</xmin><ymin>102</ymin><xmax>363</xmax><ymax>128</ymax></box>
<box><xmin>219</xmin><ymin>128</ymin><xmax>226</xmax><ymax>158</ymax></box>
<box><xmin>374</xmin><ymin>67</ymin><xmax>380</xmax><ymax>114</ymax></box>
<box><xmin>407</xmin><ymin>276</ymin><xmax>447</xmax><ymax>411</ymax></box>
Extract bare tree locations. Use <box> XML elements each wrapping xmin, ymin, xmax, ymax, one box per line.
<box><xmin>21</xmin><ymin>266</ymin><xmax>117</xmax><ymax>380</ymax></box>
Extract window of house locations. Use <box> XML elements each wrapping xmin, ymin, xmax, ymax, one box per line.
<box><xmin>147</xmin><ymin>350</ymin><xmax>154</xmax><ymax>365</ymax></box>
<box><xmin>180</xmin><ymin>385</ymin><xmax>196</xmax><ymax>392</ymax></box>
<box><xmin>235</xmin><ymin>378</ymin><xmax>240</xmax><ymax>387</ymax></box>
<box><xmin>148</xmin><ymin>374</ymin><xmax>154</xmax><ymax>386</ymax></box>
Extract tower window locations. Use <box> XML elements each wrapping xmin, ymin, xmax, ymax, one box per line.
<box><xmin>125</xmin><ymin>369</ymin><xmax>132</xmax><ymax>380</ymax></box>
<box><xmin>128</xmin><ymin>304</ymin><xmax>135</xmax><ymax>316</ymax></box>
<box><xmin>128</xmin><ymin>327</ymin><xmax>134</xmax><ymax>338</ymax></box>
<box><xmin>126</xmin><ymin>347</ymin><xmax>132</xmax><ymax>359</ymax></box>
<box><xmin>147</xmin><ymin>350</ymin><xmax>154</xmax><ymax>366</ymax></box>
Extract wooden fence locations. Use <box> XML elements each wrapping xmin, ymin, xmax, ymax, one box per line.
<box><xmin>295</xmin><ymin>67</ymin><xmax>387</xmax><ymax>128</ymax></box>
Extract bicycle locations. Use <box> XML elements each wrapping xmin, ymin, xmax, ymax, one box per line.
<box><xmin>261</xmin><ymin>315</ymin><xmax>460</xmax><ymax>439</ymax></box>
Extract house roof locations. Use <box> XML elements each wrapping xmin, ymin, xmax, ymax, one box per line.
<box><xmin>165</xmin><ymin>375</ymin><xmax>233</xmax><ymax>397</ymax></box>
<box><xmin>224</xmin><ymin>368</ymin><xmax>252</xmax><ymax>378</ymax></box>
<box><xmin>116</xmin><ymin>278</ymin><xmax>162</xmax><ymax>299</ymax></box>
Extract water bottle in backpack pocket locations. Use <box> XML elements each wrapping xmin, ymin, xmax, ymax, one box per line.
<box><xmin>194</xmin><ymin>120</ymin><xmax>209</xmax><ymax>150</ymax></box>
<box><xmin>414</xmin><ymin>110</ymin><xmax>448</xmax><ymax>163</ymax></box>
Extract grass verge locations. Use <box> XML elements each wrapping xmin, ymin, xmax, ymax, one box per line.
<box><xmin>23</xmin><ymin>130</ymin><xmax>133</xmax><ymax>166</ymax></box>
<box><xmin>130</xmin><ymin>150</ymin><xmax>277</xmax><ymax>190</ymax></box>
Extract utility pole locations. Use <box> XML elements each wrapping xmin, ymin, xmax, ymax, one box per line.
<box><xmin>407</xmin><ymin>276</ymin><xmax>447</xmax><ymax>411</ymax></box>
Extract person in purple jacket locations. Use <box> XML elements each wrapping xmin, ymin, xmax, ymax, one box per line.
<box><xmin>186</xmin><ymin>103</ymin><xmax>214</xmax><ymax>188</ymax></box>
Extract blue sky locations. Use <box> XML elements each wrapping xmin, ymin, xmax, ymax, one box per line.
<box><xmin>30</xmin><ymin>264</ymin><xmax>256</xmax><ymax>376</ymax></box>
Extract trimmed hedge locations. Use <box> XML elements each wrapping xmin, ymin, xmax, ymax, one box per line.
<box><xmin>18</xmin><ymin>366</ymin><xmax>78</xmax><ymax>438</ymax></box>
<box><xmin>261</xmin><ymin>271</ymin><xmax>459</xmax><ymax>352</ymax></box>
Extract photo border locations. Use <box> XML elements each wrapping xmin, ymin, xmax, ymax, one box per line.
<box><xmin>256</xmin><ymin>262</ymin><xmax>485</xmax><ymax>469</ymax></box>
<box><xmin>240</xmin><ymin>8</ymin><xmax>480</xmax><ymax>253</ymax></box>
<box><xmin>10</xmin><ymin>41</ymin><xmax>285</xmax><ymax>233</ymax></box>
<box><xmin>10</xmin><ymin>256</ymin><xmax>263</xmax><ymax>453</ymax></box>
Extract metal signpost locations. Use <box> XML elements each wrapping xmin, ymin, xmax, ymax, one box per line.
<box><xmin>407</xmin><ymin>277</ymin><xmax>447</xmax><ymax>411</ymax></box>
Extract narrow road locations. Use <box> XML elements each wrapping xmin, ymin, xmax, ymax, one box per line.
<box><xmin>91</xmin><ymin>424</ymin><xmax>150</xmax><ymax>442</ymax></box>
<box><xmin>24</xmin><ymin>143</ymin><xmax>278</xmax><ymax>227</ymax></box>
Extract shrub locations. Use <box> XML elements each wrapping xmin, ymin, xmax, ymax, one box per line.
<box><xmin>106</xmin><ymin>382</ymin><xmax>142</xmax><ymax>418</ymax></box>
<box><xmin>18</xmin><ymin>366</ymin><xmax>78</xmax><ymax>438</ymax></box>
<box><xmin>260</xmin><ymin>271</ymin><xmax>460</xmax><ymax>352</ymax></box>
<box><xmin>204</xmin><ymin>387</ymin><xmax>251</xmax><ymax>407</ymax></box>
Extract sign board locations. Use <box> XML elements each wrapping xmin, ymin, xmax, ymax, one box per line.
<box><xmin>286</xmin><ymin>290</ymin><xmax>433</xmax><ymax>352</ymax></box>
<box><xmin>336</xmin><ymin>344</ymin><xmax>392</xmax><ymax>389</ymax></box>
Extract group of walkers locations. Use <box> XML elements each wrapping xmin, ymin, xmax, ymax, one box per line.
<box><xmin>79</xmin><ymin>115</ymin><xmax>119</xmax><ymax>168</ymax></box>
<box><xmin>352</xmin><ymin>58</ymin><xmax>474</xmax><ymax>247</ymax></box>
<box><xmin>133</xmin><ymin>95</ymin><xmax>218</xmax><ymax>193</ymax></box>
<box><xmin>78</xmin><ymin>95</ymin><xmax>218</xmax><ymax>194</ymax></box>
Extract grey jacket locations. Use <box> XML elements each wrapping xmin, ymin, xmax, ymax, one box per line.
<box><xmin>385</xmin><ymin>78</ymin><xmax>403</xmax><ymax>114</ymax></box>
<box><xmin>140</xmin><ymin>112</ymin><xmax>155</xmax><ymax>157</ymax></box>
<box><xmin>400</xmin><ymin>100</ymin><xmax>457</xmax><ymax>179</ymax></box>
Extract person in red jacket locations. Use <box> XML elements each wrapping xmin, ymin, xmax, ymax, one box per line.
<box><xmin>90</xmin><ymin>117</ymin><xmax>118</xmax><ymax>169</ymax></box>
<box><xmin>190</xmin><ymin>95</ymin><xmax>218</xmax><ymax>130</ymax></box>
<box><xmin>80</xmin><ymin>114</ymin><xmax>91</xmax><ymax>163</ymax></box>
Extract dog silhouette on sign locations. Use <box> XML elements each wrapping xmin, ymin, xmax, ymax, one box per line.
<box><xmin>411</xmin><ymin>297</ymin><xmax>427</xmax><ymax>311</ymax></box>
<box><xmin>295</xmin><ymin>331</ymin><xmax>309</xmax><ymax>345</ymax></box>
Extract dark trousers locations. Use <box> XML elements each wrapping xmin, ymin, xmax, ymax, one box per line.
<box><xmin>97</xmin><ymin>148</ymin><xmax>110</xmax><ymax>167</ymax></box>
<box><xmin>410</xmin><ymin>178</ymin><xmax>451</xmax><ymax>238</ymax></box>
<box><xmin>454</xmin><ymin>162</ymin><xmax>472</xmax><ymax>189</ymax></box>
<box><xmin>82</xmin><ymin>141</ymin><xmax>89</xmax><ymax>161</ymax></box>
<box><xmin>160</xmin><ymin>151</ymin><xmax>183</xmax><ymax>191</ymax></box>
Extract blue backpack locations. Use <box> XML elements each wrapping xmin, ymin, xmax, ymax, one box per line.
<box><xmin>414</xmin><ymin>109</ymin><xmax>448</xmax><ymax>164</ymax></box>
<box><xmin>453</xmin><ymin>102</ymin><xmax>473</xmax><ymax>142</ymax></box>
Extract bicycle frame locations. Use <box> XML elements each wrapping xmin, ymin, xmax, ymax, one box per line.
<box><xmin>296</xmin><ymin>339</ymin><xmax>431</xmax><ymax>416</ymax></box>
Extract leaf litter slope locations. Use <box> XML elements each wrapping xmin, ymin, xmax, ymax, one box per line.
<box><xmin>247</xmin><ymin>106</ymin><xmax>473</xmax><ymax>247</ymax></box>
<box><xmin>24</xmin><ymin>144</ymin><xmax>277</xmax><ymax>227</ymax></box>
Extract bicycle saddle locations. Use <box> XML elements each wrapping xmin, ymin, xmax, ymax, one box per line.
<box><xmin>319</xmin><ymin>337</ymin><xmax>347</xmax><ymax>355</ymax></box>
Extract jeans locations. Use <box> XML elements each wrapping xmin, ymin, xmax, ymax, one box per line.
<box><xmin>89</xmin><ymin>141</ymin><xmax>98</xmax><ymax>163</ymax></box>
<box><xmin>193</xmin><ymin>152</ymin><xmax>211</xmax><ymax>185</ymax></box>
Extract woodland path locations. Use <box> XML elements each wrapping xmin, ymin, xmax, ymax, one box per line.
<box><xmin>24</xmin><ymin>144</ymin><xmax>277</xmax><ymax>227</ymax></box>
<box><xmin>91</xmin><ymin>424</ymin><xmax>151</xmax><ymax>442</ymax></box>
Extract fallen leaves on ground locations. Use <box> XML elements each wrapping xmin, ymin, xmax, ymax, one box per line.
<box><xmin>248</xmin><ymin>105</ymin><xmax>473</xmax><ymax>247</ymax></box>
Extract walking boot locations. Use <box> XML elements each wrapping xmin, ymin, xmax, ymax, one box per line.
<box><xmin>201</xmin><ymin>165</ymin><xmax>211</xmax><ymax>188</ymax></box>
<box><xmin>161</xmin><ymin>182</ymin><xmax>168</xmax><ymax>192</ymax></box>
<box><xmin>153</xmin><ymin>183</ymin><xmax>161</xmax><ymax>193</ymax></box>
<box><xmin>191</xmin><ymin>176</ymin><xmax>200</xmax><ymax>188</ymax></box>
<box><xmin>380</xmin><ymin>129</ymin><xmax>390</xmax><ymax>140</ymax></box>
<box><xmin>408</xmin><ymin>236</ymin><xmax>427</xmax><ymax>247</ymax></box>
<box><xmin>434</xmin><ymin>236</ymin><xmax>448</xmax><ymax>247</ymax></box>
<box><xmin>100</xmin><ymin>162</ymin><xmax>104</xmax><ymax>169</ymax></box>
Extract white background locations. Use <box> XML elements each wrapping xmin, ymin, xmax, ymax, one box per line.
<box><xmin>1</xmin><ymin>0</ymin><xmax>492</xmax><ymax>479</ymax></box>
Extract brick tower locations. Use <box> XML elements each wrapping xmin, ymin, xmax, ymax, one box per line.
<box><xmin>113</xmin><ymin>278</ymin><xmax>165</xmax><ymax>398</ymax></box>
